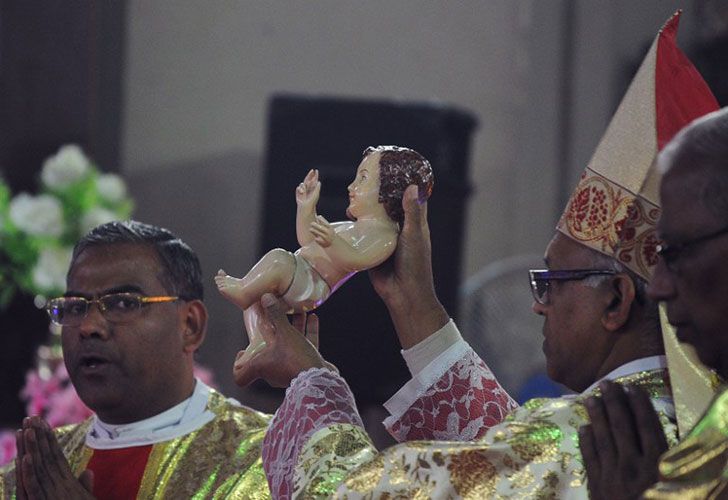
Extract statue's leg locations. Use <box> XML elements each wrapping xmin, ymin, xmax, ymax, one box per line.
<box><xmin>215</xmin><ymin>248</ymin><xmax>296</xmax><ymax>310</ymax></box>
<box><xmin>239</xmin><ymin>302</ymin><xmax>266</xmax><ymax>366</ymax></box>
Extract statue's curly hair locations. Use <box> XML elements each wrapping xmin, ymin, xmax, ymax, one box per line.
<box><xmin>362</xmin><ymin>145</ymin><xmax>434</xmax><ymax>224</ymax></box>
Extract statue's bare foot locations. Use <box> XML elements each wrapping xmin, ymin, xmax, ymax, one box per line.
<box><xmin>215</xmin><ymin>269</ymin><xmax>250</xmax><ymax>308</ymax></box>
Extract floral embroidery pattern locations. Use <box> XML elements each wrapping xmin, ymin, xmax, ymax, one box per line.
<box><xmin>558</xmin><ymin>167</ymin><xmax>661</xmax><ymax>280</ymax></box>
<box><xmin>387</xmin><ymin>349</ymin><xmax>518</xmax><ymax>442</ymax></box>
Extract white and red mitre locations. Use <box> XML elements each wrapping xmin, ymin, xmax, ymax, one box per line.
<box><xmin>557</xmin><ymin>11</ymin><xmax>719</xmax><ymax>281</ymax></box>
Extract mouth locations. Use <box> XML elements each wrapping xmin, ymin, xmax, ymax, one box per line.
<box><xmin>78</xmin><ymin>354</ymin><xmax>111</xmax><ymax>373</ymax></box>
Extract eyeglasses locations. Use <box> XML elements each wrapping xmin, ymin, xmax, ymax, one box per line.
<box><xmin>656</xmin><ymin>224</ymin><xmax>728</xmax><ymax>273</ymax></box>
<box><xmin>529</xmin><ymin>269</ymin><xmax>617</xmax><ymax>305</ymax></box>
<box><xmin>46</xmin><ymin>293</ymin><xmax>181</xmax><ymax>326</ymax></box>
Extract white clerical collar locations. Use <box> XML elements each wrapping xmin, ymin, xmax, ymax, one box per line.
<box><xmin>86</xmin><ymin>378</ymin><xmax>217</xmax><ymax>449</ymax></box>
<box><xmin>581</xmin><ymin>355</ymin><xmax>667</xmax><ymax>395</ymax></box>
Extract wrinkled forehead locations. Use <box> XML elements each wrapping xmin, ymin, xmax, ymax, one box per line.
<box><xmin>660</xmin><ymin>159</ymin><xmax>714</xmax><ymax>216</ymax></box>
<box><xmin>67</xmin><ymin>243</ymin><xmax>166</xmax><ymax>294</ymax></box>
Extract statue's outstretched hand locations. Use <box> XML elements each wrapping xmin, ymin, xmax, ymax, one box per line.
<box><xmin>295</xmin><ymin>169</ymin><xmax>321</xmax><ymax>207</ymax></box>
<box><xmin>309</xmin><ymin>215</ymin><xmax>334</xmax><ymax>247</ymax></box>
<box><xmin>233</xmin><ymin>294</ymin><xmax>331</xmax><ymax>388</ymax></box>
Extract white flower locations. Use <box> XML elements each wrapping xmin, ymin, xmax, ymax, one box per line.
<box><xmin>81</xmin><ymin>207</ymin><xmax>118</xmax><ymax>235</ymax></box>
<box><xmin>41</xmin><ymin>145</ymin><xmax>91</xmax><ymax>189</ymax></box>
<box><xmin>96</xmin><ymin>174</ymin><xmax>127</xmax><ymax>203</ymax></box>
<box><xmin>32</xmin><ymin>247</ymin><xmax>72</xmax><ymax>293</ymax></box>
<box><xmin>9</xmin><ymin>193</ymin><xmax>63</xmax><ymax>237</ymax></box>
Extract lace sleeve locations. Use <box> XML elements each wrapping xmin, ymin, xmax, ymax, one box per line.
<box><xmin>384</xmin><ymin>344</ymin><xmax>518</xmax><ymax>442</ymax></box>
<box><xmin>262</xmin><ymin>367</ymin><xmax>364</xmax><ymax>499</ymax></box>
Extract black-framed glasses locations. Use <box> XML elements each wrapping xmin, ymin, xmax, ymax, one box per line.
<box><xmin>656</xmin><ymin>224</ymin><xmax>728</xmax><ymax>273</ymax></box>
<box><xmin>46</xmin><ymin>293</ymin><xmax>181</xmax><ymax>326</ymax></box>
<box><xmin>529</xmin><ymin>269</ymin><xmax>618</xmax><ymax>305</ymax></box>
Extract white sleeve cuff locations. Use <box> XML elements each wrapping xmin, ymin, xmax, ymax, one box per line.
<box><xmin>401</xmin><ymin>319</ymin><xmax>462</xmax><ymax>376</ymax></box>
<box><xmin>383</xmin><ymin>334</ymin><xmax>471</xmax><ymax>425</ymax></box>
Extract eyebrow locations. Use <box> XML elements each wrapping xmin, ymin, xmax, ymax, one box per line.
<box><xmin>64</xmin><ymin>285</ymin><xmax>147</xmax><ymax>298</ymax></box>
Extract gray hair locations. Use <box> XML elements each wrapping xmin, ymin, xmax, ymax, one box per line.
<box><xmin>70</xmin><ymin>220</ymin><xmax>204</xmax><ymax>300</ymax></box>
<box><xmin>659</xmin><ymin>107</ymin><xmax>728</xmax><ymax>220</ymax></box>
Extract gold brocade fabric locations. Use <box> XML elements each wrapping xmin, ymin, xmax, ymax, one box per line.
<box><xmin>294</xmin><ymin>369</ymin><xmax>676</xmax><ymax>499</ymax></box>
<box><xmin>643</xmin><ymin>387</ymin><xmax>728</xmax><ymax>499</ymax></box>
<box><xmin>1</xmin><ymin>389</ymin><xmax>272</xmax><ymax>499</ymax></box>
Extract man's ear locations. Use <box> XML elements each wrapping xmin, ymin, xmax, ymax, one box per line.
<box><xmin>181</xmin><ymin>300</ymin><xmax>207</xmax><ymax>353</ymax></box>
<box><xmin>601</xmin><ymin>274</ymin><xmax>636</xmax><ymax>332</ymax></box>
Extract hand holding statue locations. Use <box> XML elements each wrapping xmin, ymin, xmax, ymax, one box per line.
<box><xmin>216</xmin><ymin>146</ymin><xmax>433</xmax><ymax>369</ymax></box>
<box><xmin>233</xmin><ymin>293</ymin><xmax>334</xmax><ymax>388</ymax></box>
<box><xmin>368</xmin><ymin>184</ymin><xmax>448</xmax><ymax>349</ymax></box>
<box><xmin>15</xmin><ymin>416</ymin><xmax>95</xmax><ymax>500</ymax></box>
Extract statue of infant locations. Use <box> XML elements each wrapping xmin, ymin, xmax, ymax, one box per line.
<box><xmin>215</xmin><ymin>145</ymin><xmax>433</xmax><ymax>362</ymax></box>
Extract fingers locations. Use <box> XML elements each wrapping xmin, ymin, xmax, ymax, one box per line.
<box><xmin>22</xmin><ymin>423</ymin><xmax>51</xmax><ymax>498</ymax></box>
<box><xmin>233</xmin><ymin>353</ymin><xmax>259</xmax><ymax>387</ymax></box>
<box><xmin>305</xmin><ymin>314</ymin><xmax>320</xmax><ymax>350</ymax></box>
<box><xmin>15</xmin><ymin>430</ymin><xmax>28</xmax><ymax>500</ymax></box>
<box><xmin>291</xmin><ymin>313</ymin><xmax>307</xmax><ymax>334</ymax></box>
<box><xmin>40</xmin><ymin>419</ymin><xmax>73</xmax><ymax>482</ymax></box>
<box><xmin>578</xmin><ymin>424</ymin><xmax>601</xmax><ymax>494</ymax></box>
<box><xmin>21</xmin><ymin>453</ymin><xmax>43</xmax><ymax>500</ymax></box>
<box><xmin>402</xmin><ymin>185</ymin><xmax>428</xmax><ymax>231</ymax></box>
<box><xmin>261</xmin><ymin>293</ymin><xmax>289</xmax><ymax>329</ymax></box>
<box><xmin>600</xmin><ymin>381</ymin><xmax>641</xmax><ymax>460</ymax></box>
<box><xmin>626</xmin><ymin>386</ymin><xmax>668</xmax><ymax>457</ymax></box>
<box><xmin>584</xmin><ymin>395</ymin><xmax>617</xmax><ymax>467</ymax></box>
<box><xmin>79</xmin><ymin>470</ymin><xmax>94</xmax><ymax>493</ymax></box>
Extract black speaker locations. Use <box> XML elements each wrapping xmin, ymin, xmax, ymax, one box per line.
<box><xmin>259</xmin><ymin>94</ymin><xmax>477</xmax><ymax>405</ymax></box>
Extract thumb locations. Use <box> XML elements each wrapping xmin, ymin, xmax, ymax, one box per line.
<box><xmin>79</xmin><ymin>469</ymin><xmax>94</xmax><ymax>493</ymax></box>
<box><xmin>233</xmin><ymin>354</ymin><xmax>260</xmax><ymax>387</ymax></box>
<box><xmin>261</xmin><ymin>293</ymin><xmax>289</xmax><ymax>332</ymax></box>
<box><xmin>402</xmin><ymin>185</ymin><xmax>427</xmax><ymax>231</ymax></box>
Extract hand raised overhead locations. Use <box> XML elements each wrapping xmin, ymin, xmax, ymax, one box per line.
<box><xmin>368</xmin><ymin>185</ymin><xmax>448</xmax><ymax>348</ymax></box>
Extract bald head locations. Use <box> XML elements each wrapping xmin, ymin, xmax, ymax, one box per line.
<box><xmin>659</xmin><ymin>107</ymin><xmax>728</xmax><ymax>221</ymax></box>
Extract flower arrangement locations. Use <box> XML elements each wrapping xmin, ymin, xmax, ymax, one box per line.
<box><xmin>0</xmin><ymin>144</ymin><xmax>133</xmax><ymax>308</ymax></box>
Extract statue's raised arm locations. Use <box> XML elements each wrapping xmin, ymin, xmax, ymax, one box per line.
<box><xmin>295</xmin><ymin>169</ymin><xmax>321</xmax><ymax>247</ymax></box>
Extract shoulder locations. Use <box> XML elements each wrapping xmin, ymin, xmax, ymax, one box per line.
<box><xmin>206</xmin><ymin>389</ymin><xmax>272</xmax><ymax>431</ymax></box>
<box><xmin>55</xmin><ymin>419</ymin><xmax>93</xmax><ymax>451</ymax></box>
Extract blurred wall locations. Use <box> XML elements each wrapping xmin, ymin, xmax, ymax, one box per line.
<box><xmin>120</xmin><ymin>0</ymin><xmax>700</xmax><ymax>398</ymax></box>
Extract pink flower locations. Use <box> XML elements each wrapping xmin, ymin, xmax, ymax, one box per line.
<box><xmin>0</xmin><ymin>430</ymin><xmax>17</xmax><ymax>467</ymax></box>
<box><xmin>193</xmin><ymin>363</ymin><xmax>218</xmax><ymax>389</ymax></box>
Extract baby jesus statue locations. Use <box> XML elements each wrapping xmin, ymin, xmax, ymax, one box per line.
<box><xmin>215</xmin><ymin>145</ymin><xmax>433</xmax><ymax>363</ymax></box>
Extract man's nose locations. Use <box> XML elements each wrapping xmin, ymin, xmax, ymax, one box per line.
<box><xmin>78</xmin><ymin>303</ymin><xmax>110</xmax><ymax>339</ymax></box>
<box><xmin>532</xmin><ymin>300</ymin><xmax>546</xmax><ymax>316</ymax></box>
<box><xmin>647</xmin><ymin>259</ymin><xmax>676</xmax><ymax>302</ymax></box>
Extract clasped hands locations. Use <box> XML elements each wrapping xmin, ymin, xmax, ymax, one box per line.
<box><xmin>579</xmin><ymin>380</ymin><xmax>668</xmax><ymax>500</ymax></box>
<box><xmin>14</xmin><ymin>416</ymin><xmax>94</xmax><ymax>499</ymax></box>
